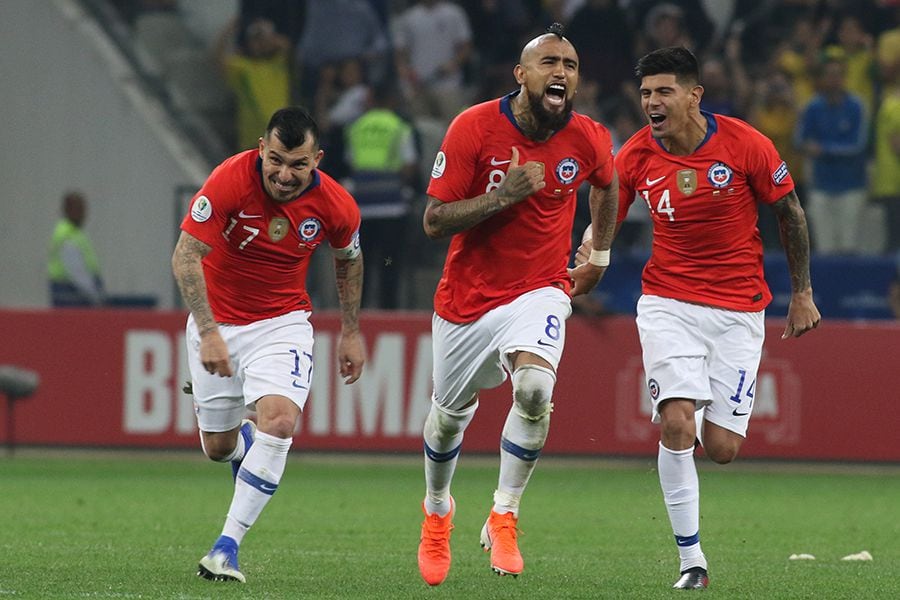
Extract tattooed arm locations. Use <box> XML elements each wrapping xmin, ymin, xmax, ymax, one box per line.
<box><xmin>333</xmin><ymin>253</ymin><xmax>365</xmax><ymax>384</ymax></box>
<box><xmin>771</xmin><ymin>190</ymin><xmax>821</xmax><ymax>339</ymax></box>
<box><xmin>568</xmin><ymin>171</ymin><xmax>620</xmax><ymax>296</ymax></box>
<box><xmin>171</xmin><ymin>231</ymin><xmax>232</xmax><ymax>376</ymax></box>
<box><xmin>423</xmin><ymin>146</ymin><xmax>545</xmax><ymax>239</ymax></box>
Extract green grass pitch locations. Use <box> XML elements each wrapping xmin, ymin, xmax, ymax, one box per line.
<box><xmin>1</xmin><ymin>451</ymin><xmax>898</xmax><ymax>599</ymax></box>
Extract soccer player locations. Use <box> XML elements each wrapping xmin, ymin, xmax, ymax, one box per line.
<box><xmin>172</xmin><ymin>107</ymin><xmax>364</xmax><ymax>583</ymax></box>
<box><xmin>416</xmin><ymin>23</ymin><xmax>618</xmax><ymax>586</ymax></box>
<box><xmin>579</xmin><ymin>46</ymin><xmax>821</xmax><ymax>589</ymax></box>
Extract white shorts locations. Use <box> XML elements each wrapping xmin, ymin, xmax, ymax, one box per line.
<box><xmin>635</xmin><ymin>295</ymin><xmax>764</xmax><ymax>437</ymax></box>
<box><xmin>431</xmin><ymin>287</ymin><xmax>571</xmax><ymax>413</ymax></box>
<box><xmin>186</xmin><ymin>310</ymin><xmax>315</xmax><ymax>432</ymax></box>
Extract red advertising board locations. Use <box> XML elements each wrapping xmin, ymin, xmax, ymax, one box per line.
<box><xmin>0</xmin><ymin>309</ymin><xmax>898</xmax><ymax>460</ymax></box>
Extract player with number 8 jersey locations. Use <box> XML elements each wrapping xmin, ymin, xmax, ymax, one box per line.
<box><xmin>415</xmin><ymin>23</ymin><xmax>619</xmax><ymax>587</ymax></box>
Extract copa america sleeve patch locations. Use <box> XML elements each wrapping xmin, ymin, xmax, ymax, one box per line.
<box><xmin>332</xmin><ymin>230</ymin><xmax>361</xmax><ymax>260</ymax></box>
<box><xmin>190</xmin><ymin>195</ymin><xmax>212</xmax><ymax>222</ymax></box>
<box><xmin>772</xmin><ymin>161</ymin><xmax>789</xmax><ymax>185</ymax></box>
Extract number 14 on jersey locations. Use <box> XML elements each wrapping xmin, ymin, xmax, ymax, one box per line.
<box><xmin>641</xmin><ymin>189</ymin><xmax>675</xmax><ymax>222</ymax></box>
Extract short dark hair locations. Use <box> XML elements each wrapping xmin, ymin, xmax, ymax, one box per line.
<box><xmin>265</xmin><ymin>106</ymin><xmax>319</xmax><ymax>149</ymax></box>
<box><xmin>635</xmin><ymin>47</ymin><xmax>699</xmax><ymax>87</ymax></box>
<box><xmin>546</xmin><ymin>22</ymin><xmax>565</xmax><ymax>39</ymax></box>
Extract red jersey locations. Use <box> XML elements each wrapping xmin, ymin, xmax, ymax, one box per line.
<box><xmin>180</xmin><ymin>150</ymin><xmax>361</xmax><ymax>324</ymax></box>
<box><xmin>427</xmin><ymin>92</ymin><xmax>615</xmax><ymax>323</ymax></box>
<box><xmin>616</xmin><ymin>113</ymin><xmax>794</xmax><ymax>311</ymax></box>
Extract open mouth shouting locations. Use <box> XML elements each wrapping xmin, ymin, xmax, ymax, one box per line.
<box><xmin>545</xmin><ymin>83</ymin><xmax>567</xmax><ymax>109</ymax></box>
<box><xmin>649</xmin><ymin>112</ymin><xmax>667</xmax><ymax>130</ymax></box>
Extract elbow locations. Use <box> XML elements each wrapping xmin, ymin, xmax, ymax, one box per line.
<box><xmin>422</xmin><ymin>212</ymin><xmax>444</xmax><ymax>240</ymax></box>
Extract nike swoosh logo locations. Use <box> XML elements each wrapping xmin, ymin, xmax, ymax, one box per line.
<box><xmin>645</xmin><ymin>175</ymin><xmax>666</xmax><ymax>186</ymax></box>
<box><xmin>238</xmin><ymin>210</ymin><xmax>262</xmax><ymax>218</ymax></box>
<box><xmin>259</xmin><ymin>483</ymin><xmax>277</xmax><ymax>493</ymax></box>
<box><xmin>732</xmin><ymin>409</ymin><xmax>750</xmax><ymax>417</ymax></box>
<box><xmin>537</xmin><ymin>339</ymin><xmax>557</xmax><ymax>347</ymax></box>
<box><xmin>490</xmin><ymin>157</ymin><xmax>511</xmax><ymax>166</ymax></box>
<box><xmin>292</xmin><ymin>381</ymin><xmax>308</xmax><ymax>389</ymax></box>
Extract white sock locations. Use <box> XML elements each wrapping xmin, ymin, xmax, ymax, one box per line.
<box><xmin>423</xmin><ymin>404</ymin><xmax>475</xmax><ymax>516</ymax></box>
<box><xmin>495</xmin><ymin>401</ymin><xmax>550</xmax><ymax>516</ymax></box>
<box><xmin>221</xmin><ymin>431</ymin><xmax>292</xmax><ymax>544</ymax></box>
<box><xmin>658</xmin><ymin>442</ymin><xmax>707</xmax><ymax>572</ymax></box>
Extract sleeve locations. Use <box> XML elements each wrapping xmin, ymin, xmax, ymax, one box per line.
<box><xmin>587</xmin><ymin>121</ymin><xmax>615</xmax><ymax>189</ymax></box>
<box><xmin>329</xmin><ymin>191</ymin><xmax>363</xmax><ymax>260</ymax></box>
<box><xmin>744</xmin><ymin>127</ymin><xmax>795</xmax><ymax>205</ymax></box>
<box><xmin>425</xmin><ymin>110</ymin><xmax>481</xmax><ymax>203</ymax></box>
<box><xmin>180</xmin><ymin>163</ymin><xmax>238</xmax><ymax>247</ymax></box>
<box><xmin>613</xmin><ymin>150</ymin><xmax>637</xmax><ymax>224</ymax></box>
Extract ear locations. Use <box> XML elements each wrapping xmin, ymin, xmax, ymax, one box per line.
<box><xmin>257</xmin><ymin>137</ymin><xmax>266</xmax><ymax>157</ymax></box>
<box><xmin>691</xmin><ymin>84</ymin><xmax>704</xmax><ymax>106</ymax></box>
<box><xmin>513</xmin><ymin>64</ymin><xmax>525</xmax><ymax>85</ymax></box>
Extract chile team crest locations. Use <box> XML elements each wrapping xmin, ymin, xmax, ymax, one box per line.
<box><xmin>555</xmin><ymin>158</ymin><xmax>579</xmax><ymax>184</ymax></box>
<box><xmin>707</xmin><ymin>162</ymin><xmax>734</xmax><ymax>188</ymax></box>
<box><xmin>299</xmin><ymin>217</ymin><xmax>322</xmax><ymax>242</ymax></box>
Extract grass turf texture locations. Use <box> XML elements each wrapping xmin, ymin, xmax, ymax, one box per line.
<box><xmin>1</xmin><ymin>452</ymin><xmax>898</xmax><ymax>599</ymax></box>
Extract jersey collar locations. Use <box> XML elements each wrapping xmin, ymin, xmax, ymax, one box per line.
<box><xmin>500</xmin><ymin>90</ymin><xmax>572</xmax><ymax>138</ymax></box>
<box><xmin>653</xmin><ymin>110</ymin><xmax>718</xmax><ymax>154</ymax></box>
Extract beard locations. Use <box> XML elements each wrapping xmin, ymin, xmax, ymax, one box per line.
<box><xmin>526</xmin><ymin>89</ymin><xmax>574</xmax><ymax>136</ymax></box>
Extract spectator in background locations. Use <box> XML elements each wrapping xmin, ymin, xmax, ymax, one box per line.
<box><xmin>872</xmin><ymin>9</ymin><xmax>900</xmax><ymax>253</ymax></box>
<box><xmin>393</xmin><ymin>0</ymin><xmax>474</xmax><ymax>123</ymax></box>
<box><xmin>462</xmin><ymin>0</ymin><xmax>533</xmax><ymax>97</ymax></box>
<box><xmin>565</xmin><ymin>0</ymin><xmax>634</xmax><ymax>101</ymax></box>
<box><xmin>774</xmin><ymin>15</ymin><xmax>830</xmax><ymax>109</ymax></box>
<box><xmin>635</xmin><ymin>3</ymin><xmax>700</xmax><ymax>57</ymax></box>
<box><xmin>795</xmin><ymin>50</ymin><xmax>868</xmax><ymax>255</ymax></box>
<box><xmin>344</xmin><ymin>82</ymin><xmax>419</xmax><ymax>309</ymax></box>
<box><xmin>215</xmin><ymin>17</ymin><xmax>291</xmax><ymax>152</ymax></box>
<box><xmin>833</xmin><ymin>13</ymin><xmax>876</xmax><ymax>115</ymax></box>
<box><xmin>749</xmin><ymin>69</ymin><xmax>804</xmax><ymax>249</ymax></box>
<box><xmin>48</xmin><ymin>191</ymin><xmax>105</xmax><ymax>307</ymax></box>
<box><xmin>294</xmin><ymin>0</ymin><xmax>388</xmax><ymax>106</ymax></box>
<box><xmin>698</xmin><ymin>30</ymin><xmax>750</xmax><ymax>118</ymax></box>
<box><xmin>314</xmin><ymin>58</ymin><xmax>372</xmax><ymax>180</ymax></box>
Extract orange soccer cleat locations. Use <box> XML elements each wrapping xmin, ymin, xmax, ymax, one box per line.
<box><xmin>480</xmin><ymin>509</ymin><xmax>523</xmax><ymax>576</ymax></box>
<box><xmin>417</xmin><ymin>498</ymin><xmax>455</xmax><ymax>586</ymax></box>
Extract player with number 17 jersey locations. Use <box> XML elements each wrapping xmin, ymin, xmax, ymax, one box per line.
<box><xmin>181</xmin><ymin>149</ymin><xmax>361</xmax><ymax>324</ymax></box>
<box><xmin>427</xmin><ymin>91</ymin><xmax>615</xmax><ymax>323</ymax></box>
<box><xmin>616</xmin><ymin>112</ymin><xmax>795</xmax><ymax>312</ymax></box>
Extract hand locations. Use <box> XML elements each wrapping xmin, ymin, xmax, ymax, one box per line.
<box><xmin>199</xmin><ymin>330</ymin><xmax>233</xmax><ymax>377</ymax></box>
<box><xmin>337</xmin><ymin>330</ymin><xmax>365</xmax><ymax>384</ymax></box>
<box><xmin>498</xmin><ymin>147</ymin><xmax>545</xmax><ymax>207</ymax></box>
<box><xmin>567</xmin><ymin>262</ymin><xmax>606</xmax><ymax>297</ymax></box>
<box><xmin>573</xmin><ymin>224</ymin><xmax>592</xmax><ymax>267</ymax></box>
<box><xmin>782</xmin><ymin>289</ymin><xmax>821</xmax><ymax>339</ymax></box>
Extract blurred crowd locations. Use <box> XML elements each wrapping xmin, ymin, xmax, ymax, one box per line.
<box><xmin>111</xmin><ymin>0</ymin><xmax>900</xmax><ymax>308</ymax></box>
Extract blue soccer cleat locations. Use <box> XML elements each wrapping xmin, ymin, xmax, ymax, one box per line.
<box><xmin>197</xmin><ymin>535</ymin><xmax>245</xmax><ymax>583</ymax></box>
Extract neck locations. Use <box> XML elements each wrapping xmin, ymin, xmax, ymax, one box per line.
<box><xmin>511</xmin><ymin>91</ymin><xmax>553</xmax><ymax>141</ymax></box>
<box><xmin>663</xmin><ymin>110</ymin><xmax>708</xmax><ymax>156</ymax></box>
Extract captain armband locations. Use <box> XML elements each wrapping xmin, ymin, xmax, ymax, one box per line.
<box><xmin>332</xmin><ymin>230</ymin><xmax>361</xmax><ymax>260</ymax></box>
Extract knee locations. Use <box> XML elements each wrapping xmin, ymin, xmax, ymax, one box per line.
<box><xmin>201</xmin><ymin>431</ymin><xmax>237</xmax><ymax>462</ymax></box>
<box><xmin>659</xmin><ymin>402</ymin><xmax>697</xmax><ymax>450</ymax></box>
<box><xmin>425</xmin><ymin>402</ymin><xmax>476</xmax><ymax>438</ymax></box>
<box><xmin>258</xmin><ymin>413</ymin><xmax>297</xmax><ymax>439</ymax></box>
<box><xmin>705</xmin><ymin>442</ymin><xmax>740</xmax><ymax>465</ymax></box>
<box><xmin>512</xmin><ymin>364</ymin><xmax>556</xmax><ymax>420</ymax></box>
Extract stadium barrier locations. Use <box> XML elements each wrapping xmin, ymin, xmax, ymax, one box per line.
<box><xmin>1</xmin><ymin>308</ymin><xmax>898</xmax><ymax>461</ymax></box>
